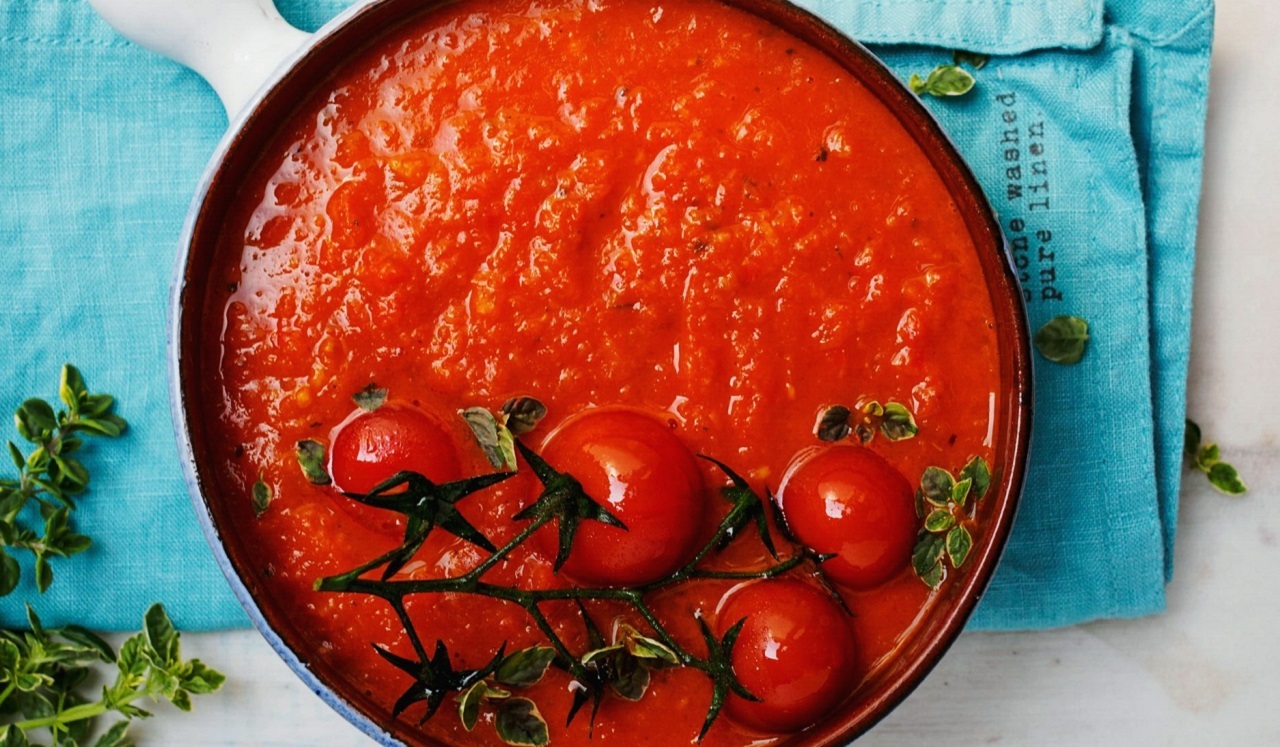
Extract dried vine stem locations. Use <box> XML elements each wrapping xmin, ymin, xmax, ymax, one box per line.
<box><xmin>315</xmin><ymin>438</ymin><xmax>830</xmax><ymax>741</ymax></box>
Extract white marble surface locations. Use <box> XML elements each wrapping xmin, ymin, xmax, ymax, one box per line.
<box><xmin>109</xmin><ymin>0</ymin><xmax>1280</xmax><ymax>744</ymax></box>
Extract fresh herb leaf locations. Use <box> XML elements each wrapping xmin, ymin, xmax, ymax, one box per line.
<box><xmin>959</xmin><ymin>456</ymin><xmax>992</xmax><ymax>501</ymax></box>
<box><xmin>501</xmin><ymin>397</ymin><xmax>548</xmax><ymax>436</ymax></box>
<box><xmin>1207</xmin><ymin>463</ymin><xmax>1247</xmax><ymax>496</ymax></box>
<box><xmin>946</xmin><ymin>525</ymin><xmax>974</xmax><ymax>568</ymax></box>
<box><xmin>1034</xmin><ymin>315</ymin><xmax>1090</xmax><ymax>364</ymax></box>
<box><xmin>458</xmin><ymin>680</ymin><xmax>511</xmax><ymax>731</ymax></box>
<box><xmin>92</xmin><ymin>721</ymin><xmax>131</xmax><ymax>747</ymax></box>
<box><xmin>494</xmin><ymin>698</ymin><xmax>549</xmax><ymax>747</ymax></box>
<box><xmin>920</xmin><ymin>467</ymin><xmax>955</xmax><ymax>507</ymax></box>
<box><xmin>0</xmin><ymin>550</ymin><xmax>20</xmax><ymax>597</ymax></box>
<box><xmin>880</xmin><ymin>402</ymin><xmax>919</xmax><ymax>441</ymax></box>
<box><xmin>815</xmin><ymin>405</ymin><xmax>851</xmax><ymax>442</ymax></box>
<box><xmin>1183</xmin><ymin>419</ymin><xmax>1248</xmax><ymax>495</ymax></box>
<box><xmin>0</xmin><ymin>603</ymin><xmax>222</xmax><ymax>743</ymax></box>
<box><xmin>1184</xmin><ymin>419</ymin><xmax>1202</xmax><ymax>459</ymax></box>
<box><xmin>494</xmin><ymin>646</ymin><xmax>556</xmax><ymax>687</ymax></box>
<box><xmin>910</xmin><ymin>64</ymin><xmax>976</xmax><ymax>97</ymax></box>
<box><xmin>607</xmin><ymin>651</ymin><xmax>650</xmax><ymax>701</ymax></box>
<box><xmin>251</xmin><ymin>474</ymin><xmax>272</xmax><ymax>517</ymax></box>
<box><xmin>617</xmin><ymin>624</ymin><xmax>679</xmax><ymax>666</ymax></box>
<box><xmin>461</xmin><ymin>407</ymin><xmax>518</xmax><ymax>471</ymax></box>
<box><xmin>353</xmin><ymin>383</ymin><xmax>388</xmax><ymax>412</ymax></box>
<box><xmin>924</xmin><ymin>509</ymin><xmax>956</xmax><ymax>533</ymax></box>
<box><xmin>911</xmin><ymin>532</ymin><xmax>946</xmax><ymax>590</ymax></box>
<box><xmin>952</xmin><ymin>50</ymin><xmax>989</xmax><ymax>70</ymax></box>
<box><xmin>295</xmin><ymin>440</ymin><xmax>331</xmax><ymax>486</ymax></box>
<box><xmin>0</xmin><ymin>364</ymin><xmax>126</xmax><ymax>595</ymax></box>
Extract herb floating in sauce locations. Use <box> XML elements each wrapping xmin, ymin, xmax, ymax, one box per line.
<box><xmin>911</xmin><ymin>457</ymin><xmax>991</xmax><ymax>590</ymax></box>
<box><xmin>816</xmin><ymin>401</ymin><xmax>919</xmax><ymax>444</ymax></box>
<box><xmin>815</xmin><ymin>405</ymin><xmax>852</xmax><ymax>442</ymax></box>
<box><xmin>460</xmin><ymin>397</ymin><xmax>546</xmax><ymax>472</ymax></box>
<box><xmin>501</xmin><ymin>397</ymin><xmax>549</xmax><ymax>436</ymax></box>
<box><xmin>1034</xmin><ymin>315</ymin><xmax>1091</xmax><ymax>364</ymax></box>
<box><xmin>353</xmin><ymin>383</ymin><xmax>389</xmax><ymax>412</ymax></box>
<box><xmin>1184</xmin><ymin>419</ymin><xmax>1247</xmax><ymax>495</ymax></box>
<box><xmin>315</xmin><ymin>422</ymin><xmax>830</xmax><ymax>746</ymax></box>
<box><xmin>0</xmin><ymin>365</ymin><xmax>126</xmax><ymax>596</ymax></box>
<box><xmin>251</xmin><ymin>474</ymin><xmax>272</xmax><ymax>518</ymax></box>
<box><xmin>294</xmin><ymin>439</ymin><xmax>331</xmax><ymax>486</ymax></box>
<box><xmin>0</xmin><ymin>603</ymin><xmax>224</xmax><ymax>745</ymax></box>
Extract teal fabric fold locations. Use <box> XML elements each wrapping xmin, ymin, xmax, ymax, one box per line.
<box><xmin>0</xmin><ymin>0</ymin><xmax>1212</xmax><ymax>631</ymax></box>
<box><xmin>794</xmin><ymin>0</ymin><xmax>1107</xmax><ymax>54</ymax></box>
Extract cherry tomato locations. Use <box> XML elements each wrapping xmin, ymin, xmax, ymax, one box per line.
<box><xmin>328</xmin><ymin>404</ymin><xmax>463</xmax><ymax>535</ymax></box>
<box><xmin>718</xmin><ymin>578</ymin><xmax>858</xmax><ymax>733</ymax></box>
<box><xmin>777</xmin><ymin>445</ymin><xmax>916</xmax><ymax>589</ymax></box>
<box><xmin>532</xmin><ymin>407</ymin><xmax>707</xmax><ymax>586</ymax></box>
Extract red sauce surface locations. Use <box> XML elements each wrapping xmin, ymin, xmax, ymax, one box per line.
<box><xmin>202</xmin><ymin>0</ymin><xmax>1001</xmax><ymax>744</ymax></box>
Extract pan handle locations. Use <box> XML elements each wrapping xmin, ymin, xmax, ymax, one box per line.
<box><xmin>87</xmin><ymin>0</ymin><xmax>311</xmax><ymax>118</ymax></box>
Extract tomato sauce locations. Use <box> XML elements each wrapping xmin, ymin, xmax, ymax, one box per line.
<box><xmin>201</xmin><ymin>0</ymin><xmax>1001</xmax><ymax>744</ymax></box>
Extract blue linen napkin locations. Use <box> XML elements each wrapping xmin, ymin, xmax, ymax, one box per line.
<box><xmin>0</xmin><ymin>0</ymin><xmax>1212</xmax><ymax>631</ymax></box>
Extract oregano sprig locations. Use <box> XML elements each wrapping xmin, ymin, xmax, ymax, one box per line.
<box><xmin>0</xmin><ymin>365</ymin><xmax>126</xmax><ymax>596</ymax></box>
<box><xmin>911</xmin><ymin>457</ymin><xmax>991</xmax><ymax>590</ymax></box>
<box><xmin>0</xmin><ymin>603</ymin><xmax>224</xmax><ymax>746</ymax></box>
<box><xmin>1184</xmin><ymin>419</ymin><xmax>1247</xmax><ymax>495</ymax></box>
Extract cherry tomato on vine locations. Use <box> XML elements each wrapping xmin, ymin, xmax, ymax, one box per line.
<box><xmin>328</xmin><ymin>404</ymin><xmax>463</xmax><ymax>535</ymax></box>
<box><xmin>776</xmin><ymin>445</ymin><xmax>916</xmax><ymax>589</ymax></box>
<box><xmin>718</xmin><ymin>578</ymin><xmax>858</xmax><ymax>733</ymax></box>
<box><xmin>532</xmin><ymin>407</ymin><xmax>707</xmax><ymax>586</ymax></box>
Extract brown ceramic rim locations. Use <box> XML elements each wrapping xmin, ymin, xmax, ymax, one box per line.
<box><xmin>169</xmin><ymin>1</ymin><xmax>1034</xmax><ymax>745</ymax></box>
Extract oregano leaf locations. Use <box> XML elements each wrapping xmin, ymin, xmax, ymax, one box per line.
<box><xmin>1183</xmin><ymin>419</ymin><xmax>1202</xmax><ymax>459</ymax></box>
<box><xmin>920</xmin><ymin>467</ymin><xmax>955</xmax><ymax>507</ymax></box>
<box><xmin>952</xmin><ymin>50</ymin><xmax>989</xmax><ymax>69</ymax></box>
<box><xmin>959</xmin><ymin>456</ymin><xmax>992</xmax><ymax>501</ymax></box>
<box><xmin>607</xmin><ymin>652</ymin><xmax>651</xmax><ymax>701</ymax></box>
<box><xmin>295</xmin><ymin>440</ymin><xmax>331</xmax><ymax>486</ymax></box>
<box><xmin>946</xmin><ymin>524</ymin><xmax>974</xmax><ymax>568</ymax></box>
<box><xmin>0</xmin><ymin>549</ymin><xmax>18</xmax><ymax>596</ymax></box>
<box><xmin>352</xmin><ymin>383</ymin><xmax>388</xmax><ymax>412</ymax></box>
<box><xmin>1034</xmin><ymin>315</ymin><xmax>1090</xmax><ymax>365</ymax></box>
<box><xmin>494</xmin><ymin>697</ymin><xmax>549</xmax><ymax>747</ymax></box>
<box><xmin>924</xmin><ymin>509</ymin><xmax>956</xmax><ymax>534</ymax></box>
<box><xmin>251</xmin><ymin>475</ymin><xmax>272</xmax><ymax>517</ymax></box>
<box><xmin>911</xmin><ymin>532</ymin><xmax>945</xmax><ymax>579</ymax></box>
<box><xmin>1207</xmin><ymin>462</ymin><xmax>1247</xmax><ymax>496</ymax></box>
<box><xmin>461</xmin><ymin>408</ymin><xmax>516</xmax><ymax>470</ymax></box>
<box><xmin>815</xmin><ymin>405</ymin><xmax>851</xmax><ymax>442</ymax></box>
<box><xmin>918</xmin><ymin>560</ymin><xmax>946</xmax><ymax>590</ymax></box>
<box><xmin>494</xmin><ymin>646</ymin><xmax>556</xmax><ymax>687</ymax></box>
<box><xmin>914</xmin><ymin>64</ymin><xmax>976</xmax><ymax>97</ymax></box>
<box><xmin>501</xmin><ymin>397</ymin><xmax>547</xmax><ymax>436</ymax></box>
<box><xmin>880</xmin><ymin>402</ymin><xmax>918</xmax><ymax>441</ymax></box>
